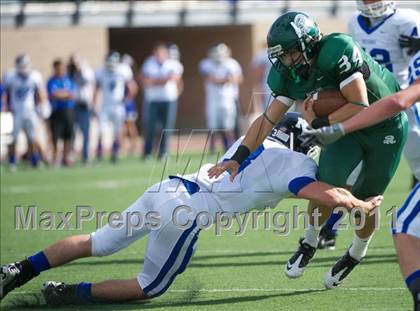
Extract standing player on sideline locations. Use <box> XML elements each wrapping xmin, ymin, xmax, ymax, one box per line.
<box><xmin>199</xmin><ymin>43</ymin><xmax>243</xmax><ymax>152</ymax></box>
<box><xmin>208</xmin><ymin>11</ymin><xmax>408</xmax><ymax>288</ymax></box>
<box><xmin>304</xmin><ymin>51</ymin><xmax>420</xmax><ymax>311</ymax></box>
<box><xmin>0</xmin><ymin>114</ymin><xmax>382</xmax><ymax>305</ymax></box>
<box><xmin>94</xmin><ymin>51</ymin><xmax>137</xmax><ymax>163</ymax></box>
<box><xmin>4</xmin><ymin>54</ymin><xmax>47</xmax><ymax>170</ymax></box>
<box><xmin>318</xmin><ymin>0</ymin><xmax>420</xmax><ymax>249</ymax></box>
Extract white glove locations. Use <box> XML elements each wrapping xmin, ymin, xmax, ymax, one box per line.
<box><xmin>302</xmin><ymin>123</ymin><xmax>345</xmax><ymax>145</ymax></box>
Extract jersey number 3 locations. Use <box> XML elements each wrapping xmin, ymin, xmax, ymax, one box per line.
<box><xmin>370</xmin><ymin>48</ymin><xmax>393</xmax><ymax>72</ymax></box>
<box><xmin>338</xmin><ymin>47</ymin><xmax>363</xmax><ymax>74</ymax></box>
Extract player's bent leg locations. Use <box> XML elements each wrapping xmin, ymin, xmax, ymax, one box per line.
<box><xmin>139</xmin><ymin>194</ymin><xmax>200</xmax><ymax>297</ymax></box>
<box><xmin>1</xmin><ymin>184</ymin><xmax>160</xmax><ymax>301</ymax></box>
<box><xmin>285</xmin><ymin>200</ymin><xmax>331</xmax><ymax>278</ymax></box>
<box><xmin>324</xmin><ymin>207</ymin><xmax>376</xmax><ymax>289</ymax></box>
<box><xmin>394</xmin><ymin>234</ymin><xmax>420</xmax><ymax>311</ymax></box>
<box><xmin>317</xmin><ymin>134</ymin><xmax>364</xmax><ymax>248</ymax></box>
<box><xmin>41</xmin><ymin>278</ymin><xmax>148</xmax><ymax>306</ymax></box>
<box><xmin>0</xmin><ymin>234</ymin><xmax>92</xmax><ymax>300</ymax></box>
<box><xmin>392</xmin><ymin>184</ymin><xmax>420</xmax><ymax>310</ymax></box>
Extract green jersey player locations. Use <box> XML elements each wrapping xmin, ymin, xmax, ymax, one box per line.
<box><xmin>208</xmin><ymin>11</ymin><xmax>408</xmax><ymax>288</ymax></box>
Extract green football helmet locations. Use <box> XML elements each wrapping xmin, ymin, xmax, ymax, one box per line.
<box><xmin>267</xmin><ymin>12</ymin><xmax>322</xmax><ymax>82</ymax></box>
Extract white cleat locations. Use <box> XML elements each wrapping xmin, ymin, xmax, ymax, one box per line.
<box><xmin>284</xmin><ymin>240</ymin><xmax>316</xmax><ymax>279</ymax></box>
<box><xmin>324</xmin><ymin>251</ymin><xmax>360</xmax><ymax>289</ymax></box>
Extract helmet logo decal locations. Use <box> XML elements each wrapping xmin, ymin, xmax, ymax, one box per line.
<box><xmin>293</xmin><ymin>14</ymin><xmax>307</xmax><ymax>36</ymax></box>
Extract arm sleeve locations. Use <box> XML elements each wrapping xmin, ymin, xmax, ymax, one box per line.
<box><xmin>219</xmin><ymin>136</ymin><xmax>245</xmax><ymax>162</ymax></box>
<box><xmin>408</xmin><ymin>52</ymin><xmax>420</xmax><ymax>85</ymax></box>
<box><xmin>319</xmin><ymin>35</ymin><xmax>364</xmax><ymax>89</ymax></box>
<box><xmin>267</xmin><ymin>66</ymin><xmax>295</xmax><ymax>107</ymax></box>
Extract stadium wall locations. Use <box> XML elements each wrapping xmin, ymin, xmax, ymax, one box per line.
<box><xmin>109</xmin><ymin>25</ymin><xmax>255</xmax><ymax>131</ymax></box>
<box><xmin>0</xmin><ymin>27</ymin><xmax>108</xmax><ymax>78</ymax></box>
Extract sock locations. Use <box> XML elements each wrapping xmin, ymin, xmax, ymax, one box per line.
<box><xmin>31</xmin><ymin>153</ymin><xmax>40</xmax><ymax>167</ymax></box>
<box><xmin>406</xmin><ymin>270</ymin><xmax>420</xmax><ymax>310</ymax></box>
<box><xmin>325</xmin><ymin>212</ymin><xmax>343</xmax><ymax>233</ymax></box>
<box><xmin>9</xmin><ymin>154</ymin><xmax>16</xmax><ymax>165</ymax></box>
<box><xmin>303</xmin><ymin>224</ymin><xmax>321</xmax><ymax>248</ymax></box>
<box><xmin>112</xmin><ymin>141</ymin><xmax>120</xmax><ymax>155</ymax></box>
<box><xmin>76</xmin><ymin>282</ymin><xmax>92</xmax><ymax>301</ymax></box>
<box><xmin>348</xmin><ymin>234</ymin><xmax>372</xmax><ymax>261</ymax></box>
<box><xmin>27</xmin><ymin>251</ymin><xmax>51</xmax><ymax>274</ymax></box>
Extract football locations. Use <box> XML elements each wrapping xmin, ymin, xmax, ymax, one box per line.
<box><xmin>311</xmin><ymin>89</ymin><xmax>348</xmax><ymax>117</ymax></box>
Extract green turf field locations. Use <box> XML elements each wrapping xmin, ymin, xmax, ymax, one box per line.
<box><xmin>0</xmin><ymin>154</ymin><xmax>413</xmax><ymax>311</ymax></box>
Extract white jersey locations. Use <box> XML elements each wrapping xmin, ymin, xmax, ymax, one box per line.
<box><xmin>348</xmin><ymin>8</ymin><xmax>420</xmax><ymax>88</ymax></box>
<box><xmin>3</xmin><ymin>70</ymin><xmax>43</xmax><ymax>116</ymax></box>
<box><xmin>181</xmin><ymin>137</ymin><xmax>318</xmax><ymax>214</ymax></box>
<box><xmin>141</xmin><ymin>57</ymin><xmax>183</xmax><ymax>102</ymax></box>
<box><xmin>199</xmin><ymin>57</ymin><xmax>242</xmax><ymax>105</ymax></box>
<box><xmin>95</xmin><ymin>66</ymin><xmax>132</xmax><ymax>109</ymax></box>
<box><xmin>405</xmin><ymin>51</ymin><xmax>420</xmax><ymax>180</ymax></box>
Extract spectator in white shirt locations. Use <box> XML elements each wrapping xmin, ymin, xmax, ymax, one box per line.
<box><xmin>140</xmin><ymin>43</ymin><xmax>184</xmax><ymax>159</ymax></box>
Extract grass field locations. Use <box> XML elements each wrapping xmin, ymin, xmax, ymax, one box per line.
<box><xmin>0</xmin><ymin>153</ymin><xmax>413</xmax><ymax>311</ymax></box>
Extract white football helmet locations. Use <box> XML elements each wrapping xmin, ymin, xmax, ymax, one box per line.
<box><xmin>209</xmin><ymin>43</ymin><xmax>229</xmax><ymax>63</ymax></box>
<box><xmin>356</xmin><ymin>1</ymin><xmax>396</xmax><ymax>18</ymax></box>
<box><xmin>105</xmin><ymin>51</ymin><xmax>121</xmax><ymax>72</ymax></box>
<box><xmin>15</xmin><ymin>54</ymin><xmax>31</xmax><ymax>76</ymax></box>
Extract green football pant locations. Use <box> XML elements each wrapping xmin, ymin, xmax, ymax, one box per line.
<box><xmin>319</xmin><ymin>112</ymin><xmax>408</xmax><ymax>200</ymax></box>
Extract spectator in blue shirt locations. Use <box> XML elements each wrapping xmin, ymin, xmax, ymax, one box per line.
<box><xmin>47</xmin><ymin>58</ymin><xmax>76</xmax><ymax>166</ymax></box>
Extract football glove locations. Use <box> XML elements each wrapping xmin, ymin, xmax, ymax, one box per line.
<box><xmin>302</xmin><ymin>123</ymin><xmax>345</xmax><ymax>145</ymax></box>
<box><xmin>399</xmin><ymin>35</ymin><xmax>420</xmax><ymax>55</ymax></box>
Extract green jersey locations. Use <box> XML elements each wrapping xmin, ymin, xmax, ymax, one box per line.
<box><xmin>267</xmin><ymin>33</ymin><xmax>400</xmax><ymax>107</ymax></box>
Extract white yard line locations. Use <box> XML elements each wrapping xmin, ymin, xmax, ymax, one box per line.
<box><xmin>10</xmin><ymin>287</ymin><xmax>406</xmax><ymax>296</ymax></box>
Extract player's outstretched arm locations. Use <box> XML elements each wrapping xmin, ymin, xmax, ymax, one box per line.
<box><xmin>296</xmin><ymin>181</ymin><xmax>383</xmax><ymax>214</ymax></box>
<box><xmin>208</xmin><ymin>99</ymin><xmax>288</xmax><ymax>181</ymax></box>
<box><xmin>342</xmin><ymin>80</ymin><xmax>420</xmax><ymax>134</ymax></box>
<box><xmin>304</xmin><ymin>81</ymin><xmax>420</xmax><ymax>144</ymax></box>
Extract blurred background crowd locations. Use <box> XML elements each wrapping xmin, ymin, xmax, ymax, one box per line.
<box><xmin>1</xmin><ymin>40</ymin><xmax>256</xmax><ymax>169</ymax></box>
<box><xmin>1</xmin><ymin>0</ymin><xmax>419</xmax><ymax>170</ymax></box>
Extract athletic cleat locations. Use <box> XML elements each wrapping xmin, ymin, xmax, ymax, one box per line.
<box><xmin>324</xmin><ymin>251</ymin><xmax>360</xmax><ymax>289</ymax></box>
<box><xmin>42</xmin><ymin>281</ymin><xmax>81</xmax><ymax>306</ymax></box>
<box><xmin>284</xmin><ymin>240</ymin><xmax>316</xmax><ymax>278</ymax></box>
<box><xmin>1</xmin><ymin>261</ymin><xmax>37</xmax><ymax>300</ymax></box>
<box><xmin>317</xmin><ymin>226</ymin><xmax>336</xmax><ymax>250</ymax></box>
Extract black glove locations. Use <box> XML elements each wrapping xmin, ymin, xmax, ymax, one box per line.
<box><xmin>399</xmin><ymin>35</ymin><xmax>420</xmax><ymax>56</ymax></box>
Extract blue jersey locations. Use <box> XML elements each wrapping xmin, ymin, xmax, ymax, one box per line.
<box><xmin>47</xmin><ymin>75</ymin><xmax>76</xmax><ymax>111</ymax></box>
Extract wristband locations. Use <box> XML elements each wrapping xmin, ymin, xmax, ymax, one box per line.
<box><xmin>230</xmin><ymin>145</ymin><xmax>250</xmax><ymax>165</ymax></box>
<box><xmin>311</xmin><ymin>116</ymin><xmax>330</xmax><ymax>129</ymax></box>
<box><xmin>263</xmin><ymin>112</ymin><xmax>276</xmax><ymax>126</ymax></box>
